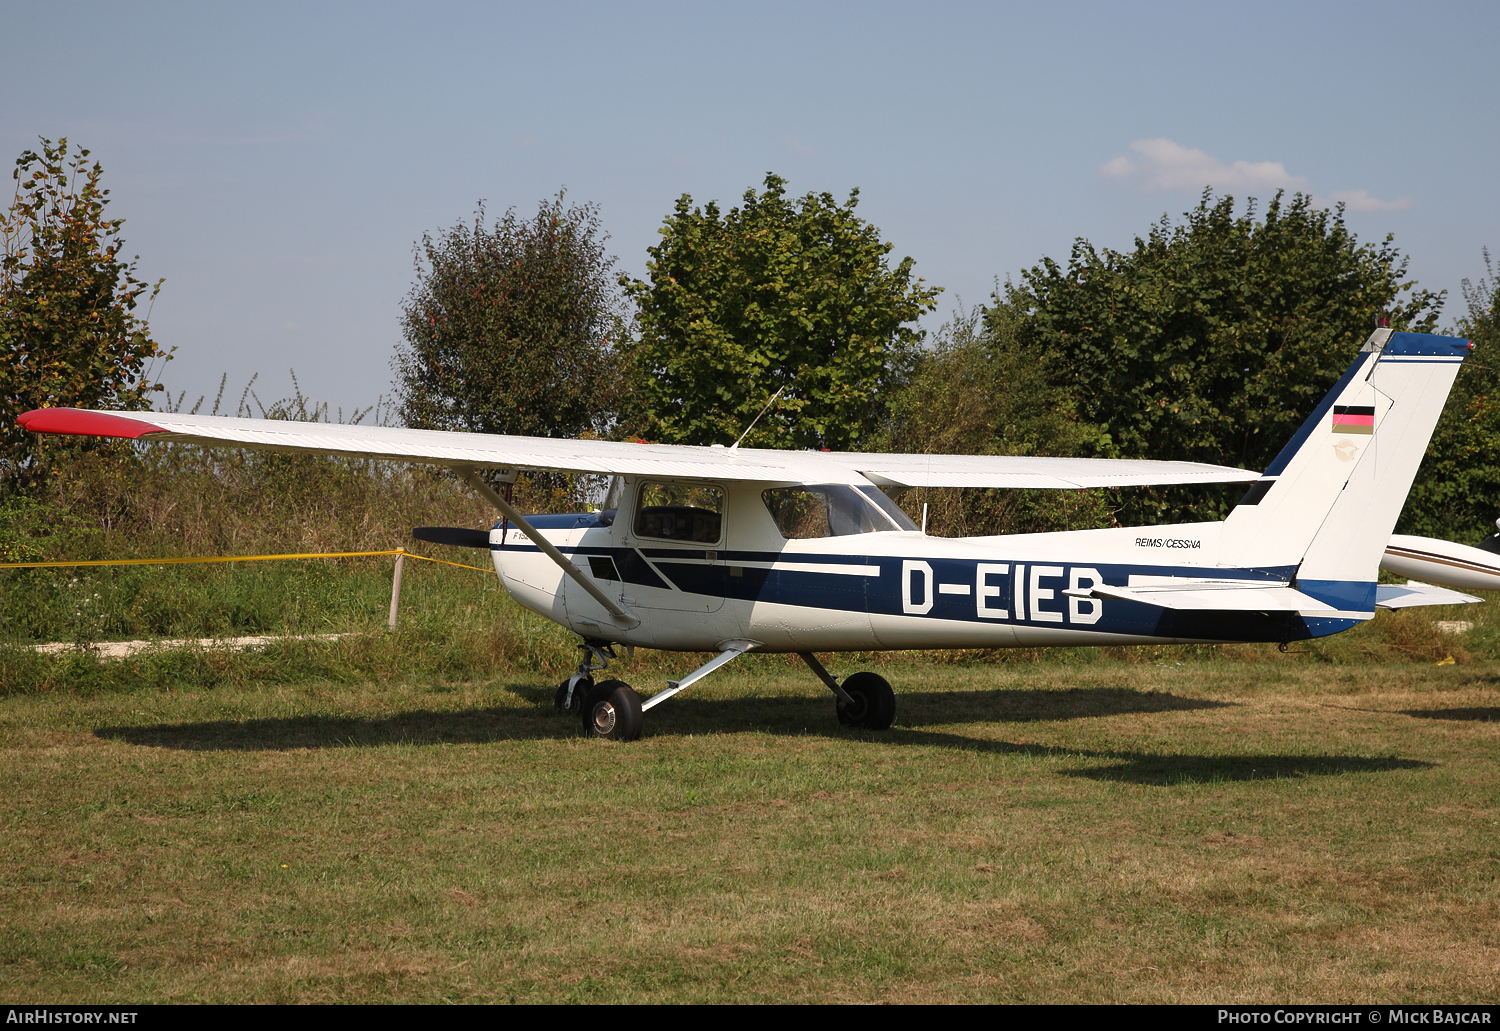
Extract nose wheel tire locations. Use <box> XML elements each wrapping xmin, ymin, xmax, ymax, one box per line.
<box><xmin>555</xmin><ymin>674</ymin><xmax>593</xmax><ymax>715</ymax></box>
<box><xmin>836</xmin><ymin>671</ymin><xmax>896</xmax><ymax>730</ymax></box>
<box><xmin>581</xmin><ymin>680</ymin><xmax>644</xmax><ymax>741</ymax></box>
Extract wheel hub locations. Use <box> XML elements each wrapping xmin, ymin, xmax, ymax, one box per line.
<box><xmin>591</xmin><ymin>701</ymin><xmax>617</xmax><ymax>736</ymax></box>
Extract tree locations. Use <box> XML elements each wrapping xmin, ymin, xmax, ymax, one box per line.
<box><xmin>620</xmin><ymin>173</ymin><xmax>941</xmax><ymax>450</ymax></box>
<box><xmin>877</xmin><ymin>304</ymin><xmax>1112</xmax><ymax>536</ymax></box>
<box><xmin>1</xmin><ymin>138</ymin><xmax>168</xmax><ymax>492</ymax></box>
<box><xmin>993</xmin><ymin>190</ymin><xmax>1442</xmax><ymax>524</ymax></box>
<box><xmin>394</xmin><ymin>193</ymin><xmax>626</xmax><ymax>439</ymax></box>
<box><xmin>1398</xmin><ymin>249</ymin><xmax>1500</xmax><ymax>543</ymax></box>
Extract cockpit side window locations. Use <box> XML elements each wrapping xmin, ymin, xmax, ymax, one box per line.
<box><xmin>762</xmin><ymin>484</ymin><xmax>914</xmax><ymax>539</ymax></box>
<box><xmin>634</xmin><ymin>481</ymin><xmax>724</xmax><ymax>543</ymax></box>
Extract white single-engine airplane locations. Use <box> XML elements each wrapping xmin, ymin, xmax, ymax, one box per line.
<box><xmin>19</xmin><ymin>328</ymin><xmax>1495</xmax><ymax>741</ymax></box>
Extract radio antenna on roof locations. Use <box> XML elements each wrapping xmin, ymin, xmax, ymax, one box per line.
<box><xmin>730</xmin><ymin>385</ymin><xmax>788</xmax><ymax>450</ymax></box>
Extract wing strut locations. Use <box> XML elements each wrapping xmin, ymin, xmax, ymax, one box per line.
<box><xmin>640</xmin><ymin>640</ymin><xmax>756</xmax><ymax>712</ymax></box>
<box><xmin>454</xmin><ymin>466</ymin><xmax>640</xmax><ymax>630</ymax></box>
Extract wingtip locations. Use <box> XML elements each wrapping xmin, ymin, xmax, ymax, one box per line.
<box><xmin>17</xmin><ymin>408</ymin><xmax>168</xmax><ymax>439</ymax></box>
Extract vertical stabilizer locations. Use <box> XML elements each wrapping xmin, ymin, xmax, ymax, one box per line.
<box><xmin>1220</xmin><ymin>330</ymin><xmax>1472</xmax><ymax>610</ymax></box>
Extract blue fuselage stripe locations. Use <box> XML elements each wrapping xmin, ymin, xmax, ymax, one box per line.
<box><xmin>492</xmin><ymin>540</ymin><xmax>1352</xmax><ymax>641</ymax></box>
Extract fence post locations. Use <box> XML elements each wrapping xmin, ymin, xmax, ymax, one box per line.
<box><xmin>388</xmin><ymin>548</ymin><xmax>405</xmax><ymax>630</ymax></box>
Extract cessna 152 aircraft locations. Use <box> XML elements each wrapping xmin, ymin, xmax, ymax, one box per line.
<box><xmin>18</xmin><ymin>328</ymin><xmax>1491</xmax><ymax>742</ymax></box>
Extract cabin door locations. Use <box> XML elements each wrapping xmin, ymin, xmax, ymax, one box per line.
<box><xmin>619</xmin><ymin>480</ymin><xmax>727</xmax><ymax>614</ymax></box>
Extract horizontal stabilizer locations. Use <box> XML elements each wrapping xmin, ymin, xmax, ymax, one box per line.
<box><xmin>1375</xmin><ymin>580</ymin><xmax>1482</xmax><ymax>610</ymax></box>
<box><xmin>1066</xmin><ymin>578</ymin><xmax>1336</xmax><ymax>612</ymax></box>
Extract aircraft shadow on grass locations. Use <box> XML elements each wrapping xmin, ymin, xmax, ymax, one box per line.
<box><xmin>1054</xmin><ymin>750</ymin><xmax>1430</xmax><ymax>785</ymax></box>
<box><xmin>92</xmin><ymin>685</ymin><xmax>1428</xmax><ymax>784</ymax></box>
<box><xmin>500</xmin><ymin>682</ymin><xmax>1236</xmax><ymax>726</ymax></box>
<box><xmin>1327</xmin><ymin>702</ymin><xmax>1500</xmax><ymax>723</ymax></box>
<box><xmin>1399</xmin><ymin>707</ymin><xmax>1500</xmax><ymax>722</ymax></box>
<box><xmin>92</xmin><ymin>683</ymin><xmax>1221</xmax><ymax>751</ymax></box>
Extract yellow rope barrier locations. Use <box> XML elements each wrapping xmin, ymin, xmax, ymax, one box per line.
<box><xmin>399</xmin><ymin>552</ymin><xmax>494</xmax><ymax>574</ymax></box>
<box><xmin>0</xmin><ymin>547</ymin><xmax>495</xmax><ymax>574</ymax></box>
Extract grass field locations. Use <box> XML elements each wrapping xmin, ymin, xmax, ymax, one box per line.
<box><xmin>2</xmin><ymin>652</ymin><xmax>1496</xmax><ymax>1003</ymax></box>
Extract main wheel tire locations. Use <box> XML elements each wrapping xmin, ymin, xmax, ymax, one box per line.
<box><xmin>555</xmin><ymin>674</ymin><xmax>593</xmax><ymax>715</ymax></box>
<box><xmin>836</xmin><ymin>671</ymin><xmax>896</xmax><ymax>730</ymax></box>
<box><xmin>580</xmin><ymin>679</ymin><xmax>644</xmax><ymax>741</ymax></box>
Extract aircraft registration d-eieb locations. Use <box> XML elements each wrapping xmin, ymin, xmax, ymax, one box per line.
<box><xmin>20</xmin><ymin>329</ymin><xmax>1498</xmax><ymax>741</ymax></box>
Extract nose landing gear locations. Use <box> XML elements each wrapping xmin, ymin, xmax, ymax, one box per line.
<box><xmin>554</xmin><ymin>673</ymin><xmax>593</xmax><ymax>715</ymax></box>
<box><xmin>581</xmin><ymin>680</ymin><xmax>644</xmax><ymax>741</ymax></box>
<box><xmin>556</xmin><ymin>640</ymin><xmax>617</xmax><ymax>715</ymax></box>
<box><xmin>555</xmin><ymin>639</ymin><xmax>644</xmax><ymax>739</ymax></box>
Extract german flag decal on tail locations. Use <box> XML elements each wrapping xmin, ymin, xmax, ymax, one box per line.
<box><xmin>1332</xmin><ymin>405</ymin><xmax>1375</xmax><ymax>435</ymax></box>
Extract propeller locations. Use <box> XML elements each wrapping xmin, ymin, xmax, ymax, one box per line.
<box><xmin>411</xmin><ymin>527</ymin><xmax>491</xmax><ymax>549</ymax></box>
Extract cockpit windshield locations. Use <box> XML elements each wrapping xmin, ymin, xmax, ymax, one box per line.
<box><xmin>762</xmin><ymin>484</ymin><xmax>919</xmax><ymax>539</ymax></box>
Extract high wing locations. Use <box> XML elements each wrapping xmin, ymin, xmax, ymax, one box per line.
<box><xmin>17</xmin><ymin>408</ymin><xmax>1258</xmax><ymax>489</ymax></box>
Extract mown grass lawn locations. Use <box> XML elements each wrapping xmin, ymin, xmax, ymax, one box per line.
<box><xmin>1</xmin><ymin>657</ymin><xmax>1496</xmax><ymax>1003</ymax></box>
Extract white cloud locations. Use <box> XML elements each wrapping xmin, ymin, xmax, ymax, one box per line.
<box><xmin>1322</xmin><ymin>189</ymin><xmax>1412</xmax><ymax>213</ymax></box>
<box><xmin>1104</xmin><ymin>138</ymin><xmax>1308</xmax><ymax>192</ymax></box>
<box><xmin>1102</xmin><ymin>138</ymin><xmax>1409</xmax><ymax>211</ymax></box>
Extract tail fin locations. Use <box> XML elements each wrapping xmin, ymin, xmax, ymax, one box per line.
<box><xmin>1220</xmin><ymin>329</ymin><xmax>1473</xmax><ymax>611</ymax></box>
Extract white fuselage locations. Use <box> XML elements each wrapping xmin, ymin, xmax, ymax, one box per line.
<box><xmin>490</xmin><ymin>480</ymin><xmax>1325</xmax><ymax>653</ymax></box>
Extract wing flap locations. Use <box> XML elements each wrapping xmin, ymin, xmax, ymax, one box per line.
<box><xmin>855</xmin><ymin>455</ymin><xmax>1258</xmax><ymax>490</ymax></box>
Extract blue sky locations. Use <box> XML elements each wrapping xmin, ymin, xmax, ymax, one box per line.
<box><xmin>4</xmin><ymin>1</ymin><xmax>1496</xmax><ymax>412</ymax></box>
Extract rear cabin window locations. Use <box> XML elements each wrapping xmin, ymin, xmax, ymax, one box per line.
<box><xmin>634</xmin><ymin>482</ymin><xmax>724</xmax><ymax>543</ymax></box>
<box><xmin>762</xmin><ymin>484</ymin><xmax>917</xmax><ymax>539</ymax></box>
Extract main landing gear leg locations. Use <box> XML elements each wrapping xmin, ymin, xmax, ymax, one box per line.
<box><xmin>798</xmin><ymin>653</ymin><xmax>896</xmax><ymax>730</ymax></box>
